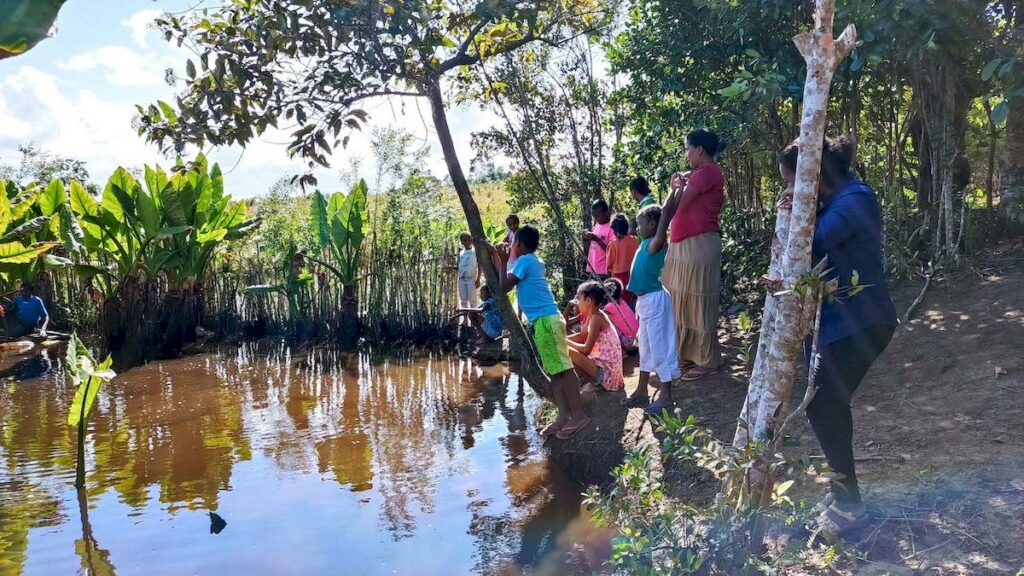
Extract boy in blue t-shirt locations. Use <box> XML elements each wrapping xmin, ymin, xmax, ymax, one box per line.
<box><xmin>452</xmin><ymin>285</ymin><xmax>504</xmax><ymax>343</ymax></box>
<box><xmin>8</xmin><ymin>283</ymin><xmax>49</xmax><ymax>338</ymax></box>
<box><xmin>485</xmin><ymin>226</ymin><xmax>590</xmax><ymax>440</ymax></box>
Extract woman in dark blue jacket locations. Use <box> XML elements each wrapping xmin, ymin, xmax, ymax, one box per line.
<box><xmin>778</xmin><ymin>136</ymin><xmax>899</xmax><ymax>535</ymax></box>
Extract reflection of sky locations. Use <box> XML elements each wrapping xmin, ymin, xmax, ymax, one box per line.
<box><xmin>0</xmin><ymin>343</ymin><xmax>597</xmax><ymax>575</ymax></box>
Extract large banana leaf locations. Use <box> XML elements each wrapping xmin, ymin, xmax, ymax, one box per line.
<box><xmin>312</xmin><ymin>191</ymin><xmax>331</xmax><ymax>249</ymax></box>
<box><xmin>0</xmin><ymin>215</ymin><xmax>50</xmax><ymax>242</ymax></box>
<box><xmin>9</xmin><ymin>190</ymin><xmax>38</xmax><ymax>220</ymax></box>
<box><xmin>66</xmin><ymin>334</ymin><xmax>116</xmax><ymax>428</ymax></box>
<box><xmin>0</xmin><ymin>241</ymin><xmax>58</xmax><ymax>264</ymax></box>
<box><xmin>0</xmin><ymin>182</ymin><xmax>11</xmax><ymax>236</ymax></box>
<box><xmin>0</xmin><ymin>0</ymin><xmax>67</xmax><ymax>60</ymax></box>
<box><xmin>39</xmin><ymin>179</ymin><xmax>66</xmax><ymax>216</ymax></box>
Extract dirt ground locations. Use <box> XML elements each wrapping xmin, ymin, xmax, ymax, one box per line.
<box><xmin>550</xmin><ymin>243</ymin><xmax>1024</xmax><ymax>574</ymax></box>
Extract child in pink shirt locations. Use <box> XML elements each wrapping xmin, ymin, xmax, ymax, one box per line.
<box><xmin>603</xmin><ymin>278</ymin><xmax>638</xmax><ymax>352</ymax></box>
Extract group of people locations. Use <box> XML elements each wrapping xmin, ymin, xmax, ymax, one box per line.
<box><xmin>454</xmin><ymin>129</ymin><xmax>897</xmax><ymax>534</ymax></box>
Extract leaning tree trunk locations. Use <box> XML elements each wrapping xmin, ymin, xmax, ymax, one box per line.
<box><xmin>734</xmin><ymin>0</ymin><xmax>855</xmax><ymax>476</ymax></box>
<box><xmin>426</xmin><ymin>77</ymin><xmax>552</xmax><ymax>399</ymax></box>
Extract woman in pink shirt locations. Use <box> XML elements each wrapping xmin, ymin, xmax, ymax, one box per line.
<box><xmin>658</xmin><ymin>129</ymin><xmax>724</xmax><ymax>380</ymax></box>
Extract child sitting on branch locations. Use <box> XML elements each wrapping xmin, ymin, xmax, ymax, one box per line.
<box><xmin>451</xmin><ymin>285</ymin><xmax>505</xmax><ymax>344</ymax></box>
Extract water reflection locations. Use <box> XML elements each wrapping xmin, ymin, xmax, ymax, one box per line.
<box><xmin>0</xmin><ymin>342</ymin><xmax>608</xmax><ymax>575</ymax></box>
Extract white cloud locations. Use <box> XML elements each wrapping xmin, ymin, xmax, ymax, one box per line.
<box><xmin>58</xmin><ymin>45</ymin><xmax>174</xmax><ymax>88</ymax></box>
<box><xmin>0</xmin><ymin>66</ymin><xmax>159</xmax><ymax>175</ymax></box>
<box><xmin>123</xmin><ymin>9</ymin><xmax>165</xmax><ymax>49</ymax></box>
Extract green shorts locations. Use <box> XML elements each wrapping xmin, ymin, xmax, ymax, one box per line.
<box><xmin>533</xmin><ymin>314</ymin><xmax>574</xmax><ymax>376</ymax></box>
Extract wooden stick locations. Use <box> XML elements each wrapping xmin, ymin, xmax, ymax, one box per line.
<box><xmin>903</xmin><ymin>271</ymin><xmax>932</xmax><ymax>323</ymax></box>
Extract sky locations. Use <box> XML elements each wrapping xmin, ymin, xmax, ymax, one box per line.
<box><xmin>0</xmin><ymin>1</ymin><xmax>504</xmax><ymax>197</ymax></box>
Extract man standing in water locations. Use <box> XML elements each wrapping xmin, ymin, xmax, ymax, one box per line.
<box><xmin>8</xmin><ymin>283</ymin><xmax>49</xmax><ymax>337</ymax></box>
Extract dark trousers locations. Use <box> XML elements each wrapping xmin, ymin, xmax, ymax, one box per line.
<box><xmin>806</xmin><ymin>324</ymin><xmax>894</xmax><ymax>504</ymax></box>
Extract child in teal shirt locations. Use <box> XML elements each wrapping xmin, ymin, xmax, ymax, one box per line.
<box><xmin>622</xmin><ymin>205</ymin><xmax>681</xmax><ymax>414</ymax></box>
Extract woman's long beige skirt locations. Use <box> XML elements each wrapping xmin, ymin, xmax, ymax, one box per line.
<box><xmin>663</xmin><ymin>232</ymin><xmax>722</xmax><ymax>369</ymax></box>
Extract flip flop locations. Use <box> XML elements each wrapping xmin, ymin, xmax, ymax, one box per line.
<box><xmin>620</xmin><ymin>394</ymin><xmax>650</xmax><ymax>408</ymax></box>
<box><xmin>681</xmin><ymin>367</ymin><xmax>714</xmax><ymax>382</ymax></box>
<box><xmin>644</xmin><ymin>402</ymin><xmax>673</xmax><ymax>417</ymax></box>
<box><xmin>540</xmin><ymin>420</ymin><xmax>566</xmax><ymax>437</ymax></box>
<box><xmin>555</xmin><ymin>416</ymin><xmax>592</xmax><ymax>440</ymax></box>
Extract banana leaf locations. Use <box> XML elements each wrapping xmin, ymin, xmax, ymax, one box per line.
<box><xmin>0</xmin><ymin>241</ymin><xmax>58</xmax><ymax>264</ymax></box>
<box><xmin>39</xmin><ymin>179</ymin><xmax>66</xmax><ymax>216</ymax></box>
<box><xmin>0</xmin><ymin>0</ymin><xmax>68</xmax><ymax>60</ymax></box>
<box><xmin>0</xmin><ymin>216</ymin><xmax>51</xmax><ymax>242</ymax></box>
<box><xmin>244</xmin><ymin>284</ymin><xmax>284</xmax><ymax>295</ymax></box>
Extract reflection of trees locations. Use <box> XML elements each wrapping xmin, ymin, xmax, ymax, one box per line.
<box><xmin>0</xmin><ymin>341</ymin><xmax>590</xmax><ymax>573</ymax></box>
<box><xmin>0</xmin><ymin>479</ymin><xmax>62</xmax><ymax>575</ymax></box>
<box><xmin>315</xmin><ymin>368</ymin><xmax>373</xmax><ymax>491</ymax></box>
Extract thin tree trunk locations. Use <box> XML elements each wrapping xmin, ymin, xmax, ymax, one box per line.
<box><xmin>425</xmin><ymin>78</ymin><xmax>551</xmax><ymax>399</ymax></box>
<box><xmin>734</xmin><ymin>1</ymin><xmax>856</xmax><ymax>555</ymax></box>
<box><xmin>733</xmin><ymin>197</ymin><xmax>791</xmax><ymax>447</ymax></box>
<box><xmin>1001</xmin><ymin>92</ymin><xmax>1024</xmax><ymax>222</ymax></box>
<box><xmin>747</xmin><ymin>4</ymin><xmax>856</xmax><ymax>443</ymax></box>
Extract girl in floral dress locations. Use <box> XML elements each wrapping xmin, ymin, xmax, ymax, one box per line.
<box><xmin>566</xmin><ymin>281</ymin><xmax>625</xmax><ymax>394</ymax></box>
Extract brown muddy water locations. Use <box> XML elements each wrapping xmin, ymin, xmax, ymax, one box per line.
<box><xmin>0</xmin><ymin>342</ymin><xmax>612</xmax><ymax>575</ymax></box>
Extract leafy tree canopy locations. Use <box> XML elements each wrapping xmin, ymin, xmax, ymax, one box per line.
<box><xmin>138</xmin><ymin>0</ymin><xmax>611</xmax><ymax>181</ymax></box>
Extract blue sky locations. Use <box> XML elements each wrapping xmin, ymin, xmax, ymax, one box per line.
<box><xmin>0</xmin><ymin>1</ymin><xmax>501</xmax><ymax>196</ymax></box>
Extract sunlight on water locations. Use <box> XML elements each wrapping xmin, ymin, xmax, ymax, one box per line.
<box><xmin>0</xmin><ymin>343</ymin><xmax>611</xmax><ymax>575</ymax></box>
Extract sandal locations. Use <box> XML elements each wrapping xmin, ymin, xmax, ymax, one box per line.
<box><xmin>621</xmin><ymin>394</ymin><xmax>650</xmax><ymax>408</ymax></box>
<box><xmin>808</xmin><ymin>502</ymin><xmax>869</xmax><ymax>538</ymax></box>
<box><xmin>644</xmin><ymin>402</ymin><xmax>674</xmax><ymax>417</ymax></box>
<box><xmin>555</xmin><ymin>416</ymin><xmax>592</xmax><ymax>440</ymax></box>
<box><xmin>681</xmin><ymin>367</ymin><xmax>714</xmax><ymax>382</ymax></box>
<box><xmin>581</xmin><ymin>382</ymin><xmax>604</xmax><ymax>394</ymax></box>
<box><xmin>540</xmin><ymin>419</ymin><xmax>567</xmax><ymax>437</ymax></box>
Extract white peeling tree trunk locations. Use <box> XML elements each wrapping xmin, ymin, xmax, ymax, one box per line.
<box><xmin>732</xmin><ymin>200</ymin><xmax>790</xmax><ymax>447</ymax></box>
<box><xmin>735</xmin><ymin>0</ymin><xmax>856</xmax><ymax>448</ymax></box>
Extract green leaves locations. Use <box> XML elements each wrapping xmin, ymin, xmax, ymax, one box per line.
<box><xmin>312</xmin><ymin>179</ymin><xmax>368</xmax><ymax>286</ymax></box>
<box><xmin>39</xmin><ymin>180</ymin><xmax>66</xmax><ymax>216</ymax></box>
<box><xmin>990</xmin><ymin>101</ymin><xmax>1009</xmax><ymax>126</ymax></box>
<box><xmin>0</xmin><ymin>0</ymin><xmax>68</xmax><ymax>60</ymax></box>
<box><xmin>0</xmin><ymin>241</ymin><xmax>58</xmax><ymax>264</ymax></box>
<box><xmin>65</xmin><ymin>334</ymin><xmax>116</xmax><ymax>428</ymax></box>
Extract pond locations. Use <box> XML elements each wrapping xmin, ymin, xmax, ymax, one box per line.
<box><xmin>0</xmin><ymin>342</ymin><xmax>612</xmax><ymax>575</ymax></box>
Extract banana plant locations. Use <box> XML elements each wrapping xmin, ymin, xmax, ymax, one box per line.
<box><xmin>0</xmin><ymin>180</ymin><xmax>60</xmax><ymax>284</ymax></box>
<box><xmin>310</xmin><ymin>179</ymin><xmax>368</xmax><ymax>287</ymax></box>
<box><xmin>69</xmin><ymin>168</ymin><xmax>189</xmax><ymax>298</ymax></box>
<box><xmin>151</xmin><ymin>156</ymin><xmax>259</xmax><ymax>290</ymax></box>
<box><xmin>65</xmin><ymin>333</ymin><xmax>116</xmax><ymax>488</ymax></box>
<box><xmin>244</xmin><ymin>244</ymin><xmax>313</xmax><ymax>330</ymax></box>
<box><xmin>69</xmin><ymin>156</ymin><xmax>257</xmax><ymax>297</ymax></box>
